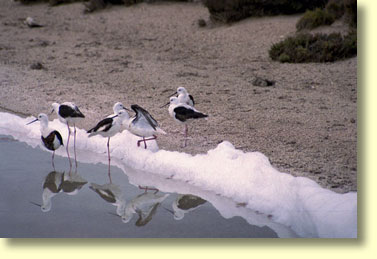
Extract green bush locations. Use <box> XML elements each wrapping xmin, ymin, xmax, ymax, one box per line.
<box><xmin>296</xmin><ymin>8</ymin><xmax>335</xmax><ymax>31</ymax></box>
<box><xmin>269</xmin><ymin>31</ymin><xmax>357</xmax><ymax>63</ymax></box>
<box><xmin>202</xmin><ymin>0</ymin><xmax>328</xmax><ymax>23</ymax></box>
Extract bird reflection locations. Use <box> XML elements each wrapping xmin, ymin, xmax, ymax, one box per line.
<box><xmin>33</xmin><ymin>170</ymin><xmax>87</xmax><ymax>212</ymax></box>
<box><xmin>122</xmin><ymin>189</ymin><xmax>169</xmax><ymax>226</ymax></box>
<box><xmin>89</xmin><ymin>182</ymin><xmax>126</xmax><ymax>218</ymax></box>
<box><xmin>165</xmin><ymin>194</ymin><xmax>206</xmax><ymax>220</ymax></box>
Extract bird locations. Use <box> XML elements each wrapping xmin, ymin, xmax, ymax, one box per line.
<box><xmin>51</xmin><ymin>102</ymin><xmax>85</xmax><ymax>169</ymax></box>
<box><xmin>26</xmin><ymin>113</ymin><xmax>64</xmax><ymax>169</ymax></box>
<box><xmin>123</xmin><ymin>104</ymin><xmax>166</xmax><ymax>149</ymax></box>
<box><xmin>169</xmin><ymin>87</ymin><xmax>195</xmax><ymax>107</ymax></box>
<box><xmin>87</xmin><ymin>109</ymin><xmax>129</xmax><ymax>182</ymax></box>
<box><xmin>24</xmin><ymin>17</ymin><xmax>43</xmax><ymax>28</ymax></box>
<box><xmin>164</xmin><ymin>194</ymin><xmax>207</xmax><ymax>220</ymax></box>
<box><xmin>165</xmin><ymin>97</ymin><xmax>208</xmax><ymax>147</ymax></box>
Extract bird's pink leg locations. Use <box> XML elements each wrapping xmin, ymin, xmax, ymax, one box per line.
<box><xmin>138</xmin><ymin>185</ymin><xmax>159</xmax><ymax>193</ymax></box>
<box><xmin>184</xmin><ymin>125</ymin><xmax>188</xmax><ymax>147</ymax></box>
<box><xmin>144</xmin><ymin>136</ymin><xmax>157</xmax><ymax>149</ymax></box>
<box><xmin>137</xmin><ymin>136</ymin><xmax>157</xmax><ymax>149</ymax></box>
<box><xmin>73</xmin><ymin>123</ymin><xmax>78</xmax><ymax>169</ymax></box>
<box><xmin>107</xmin><ymin>137</ymin><xmax>112</xmax><ymax>184</ymax></box>
<box><xmin>143</xmin><ymin>137</ymin><xmax>147</xmax><ymax>149</ymax></box>
<box><xmin>66</xmin><ymin>123</ymin><xmax>72</xmax><ymax>171</ymax></box>
<box><xmin>52</xmin><ymin>151</ymin><xmax>55</xmax><ymax>170</ymax></box>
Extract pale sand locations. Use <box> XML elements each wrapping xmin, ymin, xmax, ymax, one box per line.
<box><xmin>0</xmin><ymin>1</ymin><xmax>357</xmax><ymax>193</ymax></box>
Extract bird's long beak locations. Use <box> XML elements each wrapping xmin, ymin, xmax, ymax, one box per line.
<box><xmin>160</xmin><ymin>102</ymin><xmax>170</xmax><ymax>108</ymax></box>
<box><xmin>50</xmin><ymin>108</ymin><xmax>55</xmax><ymax>115</ymax></box>
<box><xmin>108</xmin><ymin>212</ymin><xmax>121</xmax><ymax>218</ymax></box>
<box><xmin>29</xmin><ymin>201</ymin><xmax>42</xmax><ymax>207</ymax></box>
<box><xmin>163</xmin><ymin>207</ymin><xmax>175</xmax><ymax>215</ymax></box>
<box><xmin>26</xmin><ymin>118</ymin><xmax>38</xmax><ymax>125</ymax></box>
<box><xmin>168</xmin><ymin>91</ymin><xmax>177</xmax><ymax>98</ymax></box>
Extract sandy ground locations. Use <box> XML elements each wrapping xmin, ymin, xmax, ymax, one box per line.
<box><xmin>0</xmin><ymin>1</ymin><xmax>357</xmax><ymax>193</ymax></box>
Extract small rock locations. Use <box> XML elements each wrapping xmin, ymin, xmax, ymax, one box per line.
<box><xmin>30</xmin><ymin>62</ymin><xmax>44</xmax><ymax>70</ymax></box>
<box><xmin>252</xmin><ymin>77</ymin><xmax>275</xmax><ymax>87</ymax></box>
<box><xmin>198</xmin><ymin>19</ymin><xmax>207</xmax><ymax>27</ymax></box>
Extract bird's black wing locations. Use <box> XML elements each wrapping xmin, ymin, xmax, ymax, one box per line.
<box><xmin>58</xmin><ymin>105</ymin><xmax>74</xmax><ymax>118</ymax></box>
<box><xmin>135</xmin><ymin>203</ymin><xmax>160</xmax><ymax>227</ymax></box>
<box><xmin>87</xmin><ymin>117</ymin><xmax>113</xmax><ymax>133</ymax></box>
<box><xmin>43</xmin><ymin>171</ymin><xmax>64</xmax><ymax>193</ymax></box>
<box><xmin>131</xmin><ymin>104</ymin><xmax>158</xmax><ymax>130</ymax></box>
<box><xmin>59</xmin><ymin>104</ymin><xmax>85</xmax><ymax>118</ymax></box>
<box><xmin>89</xmin><ymin>186</ymin><xmax>116</xmax><ymax>203</ymax></box>
<box><xmin>177</xmin><ymin>195</ymin><xmax>207</xmax><ymax>210</ymax></box>
<box><xmin>173</xmin><ymin>106</ymin><xmax>207</xmax><ymax>122</ymax></box>
<box><xmin>61</xmin><ymin>179</ymin><xmax>88</xmax><ymax>193</ymax></box>
<box><xmin>73</xmin><ymin>105</ymin><xmax>85</xmax><ymax>118</ymax></box>
<box><xmin>42</xmin><ymin>131</ymin><xmax>57</xmax><ymax>151</ymax></box>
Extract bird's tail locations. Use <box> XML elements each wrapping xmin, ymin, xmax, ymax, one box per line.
<box><xmin>194</xmin><ymin>112</ymin><xmax>208</xmax><ymax>119</ymax></box>
<box><xmin>87</xmin><ymin>128</ymin><xmax>97</xmax><ymax>137</ymax></box>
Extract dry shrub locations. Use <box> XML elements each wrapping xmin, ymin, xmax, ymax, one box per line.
<box><xmin>344</xmin><ymin>0</ymin><xmax>357</xmax><ymax>28</ymax></box>
<box><xmin>296</xmin><ymin>8</ymin><xmax>335</xmax><ymax>31</ymax></box>
<box><xmin>325</xmin><ymin>0</ymin><xmax>345</xmax><ymax>19</ymax></box>
<box><xmin>269</xmin><ymin>31</ymin><xmax>356</xmax><ymax>63</ymax></box>
<box><xmin>202</xmin><ymin>0</ymin><xmax>328</xmax><ymax>23</ymax></box>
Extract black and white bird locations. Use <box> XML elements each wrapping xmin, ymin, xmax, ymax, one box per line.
<box><xmin>166</xmin><ymin>97</ymin><xmax>208</xmax><ymax>147</ymax></box>
<box><xmin>123</xmin><ymin>104</ymin><xmax>166</xmax><ymax>149</ymax></box>
<box><xmin>24</xmin><ymin>17</ymin><xmax>43</xmax><ymax>28</ymax></box>
<box><xmin>170</xmin><ymin>87</ymin><xmax>195</xmax><ymax>107</ymax></box>
<box><xmin>87</xmin><ymin>109</ymin><xmax>128</xmax><ymax>182</ymax></box>
<box><xmin>51</xmin><ymin>102</ymin><xmax>85</xmax><ymax>169</ymax></box>
<box><xmin>26</xmin><ymin>113</ymin><xmax>64</xmax><ymax>169</ymax></box>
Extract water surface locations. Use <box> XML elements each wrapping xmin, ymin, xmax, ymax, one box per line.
<box><xmin>0</xmin><ymin>135</ymin><xmax>295</xmax><ymax>238</ymax></box>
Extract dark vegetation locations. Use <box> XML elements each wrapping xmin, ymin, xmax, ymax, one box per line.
<box><xmin>270</xmin><ymin>0</ymin><xmax>356</xmax><ymax>63</ymax></box>
<box><xmin>296</xmin><ymin>8</ymin><xmax>335</xmax><ymax>31</ymax></box>
<box><xmin>15</xmin><ymin>0</ymin><xmax>193</xmax><ymax>12</ymax></box>
<box><xmin>269</xmin><ymin>31</ymin><xmax>356</xmax><ymax>63</ymax></box>
<box><xmin>15</xmin><ymin>0</ymin><xmax>83</xmax><ymax>5</ymax></box>
<box><xmin>296</xmin><ymin>0</ymin><xmax>356</xmax><ymax>31</ymax></box>
<box><xmin>202</xmin><ymin>0</ymin><xmax>328</xmax><ymax>23</ymax></box>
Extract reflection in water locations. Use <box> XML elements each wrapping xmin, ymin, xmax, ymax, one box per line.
<box><xmin>41</xmin><ymin>171</ymin><xmax>87</xmax><ymax>212</ymax></box>
<box><xmin>89</xmin><ymin>182</ymin><xmax>126</xmax><ymax>218</ymax></box>
<box><xmin>167</xmin><ymin>194</ymin><xmax>207</xmax><ymax>220</ymax></box>
<box><xmin>0</xmin><ymin>134</ymin><xmax>288</xmax><ymax>237</ymax></box>
<box><xmin>122</xmin><ymin>190</ymin><xmax>169</xmax><ymax>226</ymax></box>
<box><xmin>89</xmin><ymin>181</ymin><xmax>169</xmax><ymax>226</ymax></box>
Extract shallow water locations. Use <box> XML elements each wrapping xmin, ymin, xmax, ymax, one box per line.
<box><xmin>0</xmin><ymin>135</ymin><xmax>298</xmax><ymax>238</ymax></box>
